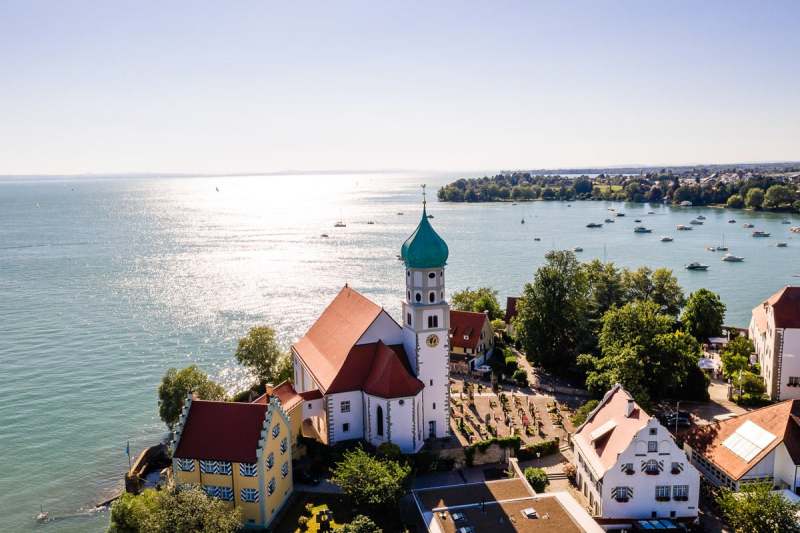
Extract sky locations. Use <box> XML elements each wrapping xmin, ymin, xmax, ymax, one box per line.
<box><xmin>1</xmin><ymin>0</ymin><xmax>799</xmax><ymax>175</ymax></box>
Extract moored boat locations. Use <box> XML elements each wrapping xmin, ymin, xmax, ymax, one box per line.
<box><xmin>777</xmin><ymin>242</ymin><xmax>788</xmax><ymax>247</ymax></box>
<box><xmin>690</xmin><ymin>219</ymin><xmax>704</xmax><ymax>225</ymax></box>
<box><xmin>676</xmin><ymin>224</ymin><xmax>692</xmax><ymax>231</ymax></box>
<box><xmin>728</xmin><ymin>219</ymin><xmax>736</xmax><ymax>223</ymax></box>
<box><xmin>752</xmin><ymin>230</ymin><xmax>771</xmax><ymax>237</ymax></box>
<box><xmin>605</xmin><ymin>218</ymin><xmax>615</xmax><ymax>223</ymax></box>
<box><xmin>721</xmin><ymin>253</ymin><xmax>744</xmax><ymax>262</ymax></box>
<box><xmin>685</xmin><ymin>262</ymin><xmax>709</xmax><ymax>271</ymax></box>
<box><xmin>633</xmin><ymin>226</ymin><xmax>652</xmax><ymax>233</ymax></box>
<box><xmin>586</xmin><ymin>222</ymin><xmax>603</xmax><ymax>228</ymax></box>
<box><xmin>573</xmin><ymin>246</ymin><xmax>583</xmax><ymax>252</ymax></box>
<box><xmin>661</xmin><ymin>236</ymin><xmax>673</xmax><ymax>242</ymax></box>
<box><xmin>743</xmin><ymin>223</ymin><xmax>754</xmax><ymax>228</ymax></box>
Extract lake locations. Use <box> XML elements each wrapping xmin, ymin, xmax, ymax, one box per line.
<box><xmin>1</xmin><ymin>173</ymin><xmax>798</xmax><ymax>531</ymax></box>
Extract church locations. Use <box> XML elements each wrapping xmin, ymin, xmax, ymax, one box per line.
<box><xmin>291</xmin><ymin>197</ymin><xmax>451</xmax><ymax>453</ymax></box>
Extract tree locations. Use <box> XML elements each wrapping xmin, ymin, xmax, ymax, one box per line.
<box><xmin>515</xmin><ymin>251</ymin><xmax>589</xmax><ymax>375</ymax></box>
<box><xmin>726</xmin><ymin>194</ymin><xmax>744</xmax><ymax>208</ymax></box>
<box><xmin>523</xmin><ymin>467</ymin><xmax>549</xmax><ymax>492</ymax></box>
<box><xmin>583</xmin><ymin>260</ymin><xmax>625</xmax><ymax>321</ymax></box>
<box><xmin>235</xmin><ymin>326</ymin><xmax>292</xmax><ymax>385</ymax></box>
<box><xmin>571</xmin><ymin>399</ymin><xmax>599</xmax><ymax>426</ymax></box>
<box><xmin>109</xmin><ymin>486</ymin><xmax>241</xmax><ymax>533</ymax></box>
<box><xmin>341</xmin><ymin>515</ymin><xmax>382</xmax><ymax>533</ymax></box>
<box><xmin>579</xmin><ymin>301</ymin><xmax>702</xmax><ymax>404</ymax></box>
<box><xmin>621</xmin><ymin>267</ymin><xmax>684</xmax><ymax>316</ymax></box>
<box><xmin>450</xmin><ymin>287</ymin><xmax>502</xmax><ymax>319</ymax></box>
<box><xmin>681</xmin><ymin>289</ymin><xmax>726</xmax><ymax>341</ymax></box>
<box><xmin>740</xmin><ymin>371</ymin><xmax>766</xmax><ymax>399</ymax></box>
<box><xmin>717</xmin><ymin>482</ymin><xmax>800</xmax><ymax>533</ymax></box>
<box><xmin>574</xmin><ymin>177</ymin><xmax>593</xmax><ymax>195</ymax></box>
<box><xmin>721</xmin><ymin>336</ymin><xmax>753</xmax><ymax>378</ymax></box>
<box><xmin>764</xmin><ymin>184</ymin><xmax>795</xmax><ymax>209</ymax></box>
<box><xmin>332</xmin><ymin>447</ymin><xmax>411</xmax><ymax>507</ymax></box>
<box><xmin>158</xmin><ymin>366</ymin><xmax>226</xmax><ymax>428</ymax></box>
<box><xmin>746</xmin><ymin>187</ymin><xmax>765</xmax><ymax>209</ymax></box>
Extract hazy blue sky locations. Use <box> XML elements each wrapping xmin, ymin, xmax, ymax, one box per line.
<box><xmin>1</xmin><ymin>1</ymin><xmax>798</xmax><ymax>175</ymax></box>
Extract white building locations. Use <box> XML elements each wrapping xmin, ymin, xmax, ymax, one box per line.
<box><xmin>572</xmin><ymin>385</ymin><xmax>700</xmax><ymax>528</ymax></box>
<box><xmin>749</xmin><ymin>286</ymin><xmax>800</xmax><ymax>400</ymax></box>
<box><xmin>291</xmin><ymin>199</ymin><xmax>450</xmax><ymax>453</ymax></box>
<box><xmin>684</xmin><ymin>400</ymin><xmax>800</xmax><ymax>493</ymax></box>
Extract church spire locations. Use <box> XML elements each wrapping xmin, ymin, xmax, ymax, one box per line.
<box><xmin>399</xmin><ymin>183</ymin><xmax>448</xmax><ymax>269</ymax></box>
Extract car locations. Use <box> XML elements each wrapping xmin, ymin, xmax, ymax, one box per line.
<box><xmin>661</xmin><ymin>413</ymin><xmax>693</xmax><ymax>428</ymax></box>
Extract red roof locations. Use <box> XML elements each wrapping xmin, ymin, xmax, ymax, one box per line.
<box><xmin>293</xmin><ymin>286</ymin><xmax>384</xmax><ymax>393</ymax></box>
<box><xmin>174</xmin><ymin>400</ymin><xmax>268</xmax><ymax>463</ymax></box>
<box><xmin>449</xmin><ymin>310</ymin><xmax>489</xmax><ymax>350</ymax></box>
<box><xmin>252</xmin><ymin>380</ymin><xmax>302</xmax><ymax>412</ymax></box>
<box><xmin>504</xmin><ymin>297</ymin><xmax>519</xmax><ymax>324</ymax></box>
<box><xmin>363</xmin><ymin>342</ymin><xmax>425</xmax><ymax>398</ymax></box>
<box><xmin>299</xmin><ymin>389</ymin><xmax>322</xmax><ymax>401</ymax></box>
<box><xmin>766</xmin><ymin>286</ymin><xmax>800</xmax><ymax>329</ymax></box>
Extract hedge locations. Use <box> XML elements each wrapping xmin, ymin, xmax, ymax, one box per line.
<box><xmin>516</xmin><ymin>438</ymin><xmax>560</xmax><ymax>461</ymax></box>
<box><xmin>465</xmin><ymin>436</ymin><xmax>522</xmax><ymax>466</ymax></box>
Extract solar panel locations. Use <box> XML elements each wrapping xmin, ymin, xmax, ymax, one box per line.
<box><xmin>722</xmin><ymin>420</ymin><xmax>777</xmax><ymax>462</ymax></box>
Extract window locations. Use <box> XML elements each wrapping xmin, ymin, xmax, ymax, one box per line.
<box><xmin>176</xmin><ymin>458</ymin><xmax>195</xmax><ymax>472</ymax></box>
<box><xmin>240</xmin><ymin>488</ymin><xmax>260</xmax><ymax>503</ymax></box>
<box><xmin>429</xmin><ymin>292</ymin><xmax>435</xmax><ymax>303</ymax></box>
<box><xmin>342</xmin><ymin>423</ymin><xmax>350</xmax><ymax>433</ymax></box>
<box><xmin>415</xmin><ymin>293</ymin><xmax>421</xmax><ymax>302</ymax></box>
<box><xmin>430</xmin><ymin>379</ymin><xmax>433</xmax><ymax>386</ymax></box>
<box><xmin>790</xmin><ymin>376</ymin><xmax>800</xmax><ymax>387</ymax></box>
<box><xmin>272</xmin><ymin>424</ymin><xmax>280</xmax><ymax>438</ymax></box>
<box><xmin>281</xmin><ymin>462</ymin><xmax>289</xmax><ymax>478</ymax></box>
<box><xmin>398</xmin><ymin>399</ymin><xmax>404</xmax><ymax>406</ymax></box>
<box><xmin>407</xmin><ymin>291</ymin><xmax>410</xmax><ymax>300</ymax></box>
<box><xmin>407</xmin><ymin>271</ymin><xmax>410</xmax><ymax>277</ymax></box>
<box><xmin>428</xmin><ymin>272</ymin><xmax>435</xmax><ymax>279</ymax></box>
<box><xmin>612</xmin><ymin>486</ymin><xmax>633</xmax><ymax>502</ymax></box>
<box><xmin>268</xmin><ymin>478</ymin><xmax>276</xmax><ymax>496</ymax></box>
<box><xmin>671</xmin><ymin>462</ymin><xmax>683</xmax><ymax>474</ymax></box>
<box><xmin>280</xmin><ymin>437</ymin><xmax>288</xmax><ymax>454</ymax></box>
<box><xmin>673</xmin><ymin>485</ymin><xmax>689</xmax><ymax>501</ymax></box>
<box><xmin>340</xmin><ymin>400</ymin><xmax>351</xmax><ymax>413</ymax></box>
<box><xmin>648</xmin><ymin>441</ymin><xmax>658</xmax><ymax>453</ymax></box>
<box><xmin>621</xmin><ymin>463</ymin><xmax>634</xmax><ymax>475</ymax></box>
<box><xmin>655</xmin><ymin>485</ymin><xmax>671</xmax><ymax>501</ymax></box>
<box><xmin>239</xmin><ymin>462</ymin><xmax>258</xmax><ymax>477</ymax></box>
<box><xmin>200</xmin><ymin>460</ymin><xmax>232</xmax><ymax>475</ymax></box>
<box><xmin>265</xmin><ymin>452</ymin><xmax>274</xmax><ymax>469</ymax></box>
<box><xmin>428</xmin><ymin>315</ymin><xmax>438</xmax><ymax>328</ymax></box>
<box><xmin>376</xmin><ymin>406</ymin><xmax>384</xmax><ymax>436</ymax></box>
<box><xmin>407</xmin><ymin>313</ymin><xmax>411</xmax><ymax>325</ymax></box>
<box><xmin>642</xmin><ymin>459</ymin><xmax>662</xmax><ymax>475</ymax></box>
<box><xmin>204</xmin><ymin>485</ymin><xmax>234</xmax><ymax>501</ymax></box>
<box><xmin>432</xmin><ymin>402</ymin><xmax>436</xmax><ymax>410</ymax></box>
<box><xmin>649</xmin><ymin>428</ymin><xmax>657</xmax><ymax>435</ymax></box>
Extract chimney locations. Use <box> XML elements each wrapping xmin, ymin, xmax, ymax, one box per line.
<box><xmin>626</xmin><ymin>399</ymin><xmax>635</xmax><ymax>418</ymax></box>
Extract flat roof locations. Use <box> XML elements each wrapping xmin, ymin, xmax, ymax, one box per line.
<box><xmin>414</xmin><ymin>479</ymin><xmax>601</xmax><ymax>533</ymax></box>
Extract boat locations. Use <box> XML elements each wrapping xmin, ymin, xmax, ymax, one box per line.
<box><xmin>616</xmin><ymin>213</ymin><xmax>626</xmax><ymax>217</ymax></box>
<box><xmin>676</xmin><ymin>224</ymin><xmax>692</xmax><ymax>231</ymax></box>
<box><xmin>685</xmin><ymin>262</ymin><xmax>709</xmax><ymax>271</ymax></box>
<box><xmin>791</xmin><ymin>226</ymin><xmax>800</xmax><ymax>233</ymax></box>
<box><xmin>608</xmin><ymin>208</ymin><xmax>616</xmax><ymax>212</ymax></box>
<box><xmin>427</xmin><ymin>214</ymin><xmax>434</xmax><ymax>219</ymax></box>
<box><xmin>512</xmin><ymin>203</ymin><xmax>518</xmax><ymax>205</ymax></box>
<box><xmin>320</xmin><ymin>233</ymin><xmax>329</xmax><ymax>238</ymax></box>
<box><xmin>743</xmin><ymin>223</ymin><xmax>754</xmax><ymax>228</ymax></box>
<box><xmin>521</xmin><ymin>218</ymin><xmax>525</xmax><ymax>224</ymax></box>
<box><xmin>397</xmin><ymin>212</ymin><xmax>404</xmax><ymax>215</ymax></box>
<box><xmin>586</xmin><ymin>222</ymin><xmax>603</xmax><ymax>228</ymax></box>
<box><xmin>604</xmin><ymin>218</ymin><xmax>615</xmax><ymax>223</ymax></box>
<box><xmin>782</xmin><ymin>219</ymin><xmax>792</xmax><ymax>224</ymax></box>
<box><xmin>777</xmin><ymin>242</ymin><xmax>788</xmax><ymax>247</ymax></box>
<box><xmin>752</xmin><ymin>231</ymin><xmax>771</xmax><ymax>237</ymax></box>
<box><xmin>634</xmin><ymin>219</ymin><xmax>642</xmax><ymax>223</ymax></box>
<box><xmin>334</xmin><ymin>221</ymin><xmax>346</xmax><ymax>228</ymax></box>
<box><xmin>634</xmin><ymin>226</ymin><xmax>652</xmax><ymax>233</ymax></box>
<box><xmin>534</xmin><ymin>237</ymin><xmax>541</xmax><ymax>241</ymax></box>
<box><xmin>690</xmin><ymin>219</ymin><xmax>704</xmax><ymax>225</ymax></box>
<box><xmin>721</xmin><ymin>253</ymin><xmax>744</xmax><ymax>262</ymax></box>
<box><xmin>366</xmin><ymin>221</ymin><xmax>375</xmax><ymax>225</ymax></box>
<box><xmin>697</xmin><ymin>215</ymin><xmax>706</xmax><ymax>220</ymax></box>
<box><xmin>706</xmin><ymin>246</ymin><xmax>717</xmax><ymax>252</ymax></box>
<box><xmin>679</xmin><ymin>201</ymin><xmax>693</xmax><ymax>207</ymax></box>
<box><xmin>36</xmin><ymin>506</ymin><xmax>48</xmax><ymax>523</ymax></box>
<box><xmin>728</xmin><ymin>219</ymin><xmax>736</xmax><ymax>223</ymax></box>
<box><xmin>716</xmin><ymin>234</ymin><xmax>728</xmax><ymax>251</ymax></box>
<box><xmin>648</xmin><ymin>211</ymin><xmax>655</xmax><ymax>214</ymax></box>
<box><xmin>661</xmin><ymin>236</ymin><xmax>674</xmax><ymax>242</ymax></box>
<box><xmin>573</xmin><ymin>247</ymin><xmax>583</xmax><ymax>252</ymax></box>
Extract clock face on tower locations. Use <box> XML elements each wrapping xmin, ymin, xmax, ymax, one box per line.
<box><xmin>426</xmin><ymin>334</ymin><xmax>439</xmax><ymax>348</ymax></box>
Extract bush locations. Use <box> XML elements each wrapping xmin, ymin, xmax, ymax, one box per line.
<box><xmin>341</xmin><ymin>514</ymin><xmax>382</xmax><ymax>533</ymax></box>
<box><xmin>512</xmin><ymin>368</ymin><xmax>528</xmax><ymax>386</ymax></box>
<box><xmin>563</xmin><ymin>463</ymin><xmax>577</xmax><ymax>482</ymax></box>
<box><xmin>571</xmin><ymin>399</ymin><xmax>599</xmax><ymax>426</ymax></box>
<box><xmin>517</xmin><ymin>439</ymin><xmax>559</xmax><ymax>460</ymax></box>
<box><xmin>523</xmin><ymin>467</ymin><xmax>549</xmax><ymax>493</ymax></box>
<box><xmin>331</xmin><ymin>447</ymin><xmax>411</xmax><ymax>507</ymax></box>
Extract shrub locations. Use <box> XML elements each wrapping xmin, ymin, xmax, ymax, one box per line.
<box><xmin>571</xmin><ymin>399</ymin><xmax>599</xmax><ymax>426</ymax></box>
<box><xmin>563</xmin><ymin>463</ymin><xmax>577</xmax><ymax>482</ymax></box>
<box><xmin>297</xmin><ymin>515</ymin><xmax>309</xmax><ymax>531</ymax></box>
<box><xmin>523</xmin><ymin>467</ymin><xmax>550</xmax><ymax>492</ymax></box>
<box><xmin>512</xmin><ymin>368</ymin><xmax>528</xmax><ymax>386</ymax></box>
<box><xmin>341</xmin><ymin>514</ymin><xmax>382</xmax><ymax>533</ymax></box>
<box><xmin>331</xmin><ymin>447</ymin><xmax>411</xmax><ymax>507</ymax></box>
<box><xmin>517</xmin><ymin>439</ymin><xmax>559</xmax><ymax>460</ymax></box>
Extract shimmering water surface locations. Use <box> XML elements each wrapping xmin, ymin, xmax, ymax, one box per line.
<box><xmin>2</xmin><ymin>173</ymin><xmax>799</xmax><ymax>531</ymax></box>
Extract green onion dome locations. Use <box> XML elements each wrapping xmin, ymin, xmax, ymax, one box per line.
<box><xmin>400</xmin><ymin>206</ymin><xmax>449</xmax><ymax>269</ymax></box>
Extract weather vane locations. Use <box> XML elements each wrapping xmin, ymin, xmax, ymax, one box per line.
<box><xmin>422</xmin><ymin>184</ymin><xmax>427</xmax><ymax>208</ymax></box>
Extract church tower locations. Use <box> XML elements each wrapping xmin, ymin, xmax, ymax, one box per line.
<box><xmin>400</xmin><ymin>186</ymin><xmax>450</xmax><ymax>440</ymax></box>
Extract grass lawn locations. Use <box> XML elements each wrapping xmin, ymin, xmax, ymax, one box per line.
<box><xmin>275</xmin><ymin>492</ymin><xmax>412</xmax><ymax>533</ymax></box>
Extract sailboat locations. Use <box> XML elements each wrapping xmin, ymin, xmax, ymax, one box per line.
<box><xmin>334</xmin><ymin>210</ymin><xmax>346</xmax><ymax>227</ymax></box>
<box><xmin>716</xmin><ymin>234</ymin><xmax>728</xmax><ymax>251</ymax></box>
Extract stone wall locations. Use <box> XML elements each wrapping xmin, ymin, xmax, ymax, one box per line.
<box><xmin>436</xmin><ymin>441</ymin><xmax>510</xmax><ymax>468</ymax></box>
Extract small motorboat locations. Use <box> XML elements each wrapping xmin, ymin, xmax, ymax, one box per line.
<box><xmin>586</xmin><ymin>222</ymin><xmax>603</xmax><ymax>228</ymax></box>
<box><xmin>777</xmin><ymin>242</ymin><xmax>788</xmax><ymax>247</ymax></box>
<box><xmin>605</xmin><ymin>218</ymin><xmax>615</xmax><ymax>223</ymax></box>
<box><xmin>512</xmin><ymin>202</ymin><xmax>518</xmax><ymax>205</ymax></box>
<box><xmin>397</xmin><ymin>212</ymin><xmax>404</xmax><ymax>215</ymax></box>
<box><xmin>634</xmin><ymin>219</ymin><xmax>642</xmax><ymax>223</ymax></box>
<box><xmin>573</xmin><ymin>246</ymin><xmax>583</xmax><ymax>252</ymax></box>
<box><xmin>782</xmin><ymin>219</ymin><xmax>792</xmax><ymax>224</ymax></box>
<box><xmin>661</xmin><ymin>236</ymin><xmax>674</xmax><ymax>242</ymax></box>
<box><xmin>648</xmin><ymin>211</ymin><xmax>655</xmax><ymax>214</ymax></box>
<box><xmin>686</xmin><ymin>262</ymin><xmax>710</xmax><ymax>271</ymax></box>
<box><xmin>752</xmin><ymin>231</ymin><xmax>771</xmax><ymax>237</ymax></box>
<box><xmin>706</xmin><ymin>246</ymin><xmax>717</xmax><ymax>252</ymax></box>
<box><xmin>697</xmin><ymin>215</ymin><xmax>706</xmax><ymax>220</ymax></box>
<box><xmin>743</xmin><ymin>223</ymin><xmax>754</xmax><ymax>228</ymax></box>
<box><xmin>36</xmin><ymin>506</ymin><xmax>48</xmax><ymax>523</ymax></box>
<box><xmin>366</xmin><ymin>221</ymin><xmax>375</xmax><ymax>225</ymax></box>
<box><xmin>716</xmin><ymin>245</ymin><xmax>729</xmax><ymax>251</ymax></box>
<box><xmin>320</xmin><ymin>233</ymin><xmax>329</xmax><ymax>238</ymax></box>
<box><xmin>690</xmin><ymin>219</ymin><xmax>704</xmax><ymax>225</ymax></box>
<box><xmin>616</xmin><ymin>213</ymin><xmax>626</xmax><ymax>217</ymax></box>
<box><xmin>676</xmin><ymin>225</ymin><xmax>692</xmax><ymax>231</ymax></box>
<box><xmin>728</xmin><ymin>219</ymin><xmax>736</xmax><ymax>223</ymax></box>
<box><xmin>634</xmin><ymin>226</ymin><xmax>652</xmax><ymax>233</ymax></box>
<box><xmin>334</xmin><ymin>221</ymin><xmax>346</xmax><ymax>228</ymax></box>
<box><xmin>534</xmin><ymin>237</ymin><xmax>541</xmax><ymax>241</ymax></box>
<box><xmin>521</xmin><ymin>218</ymin><xmax>525</xmax><ymax>224</ymax></box>
<box><xmin>722</xmin><ymin>253</ymin><xmax>744</xmax><ymax>262</ymax></box>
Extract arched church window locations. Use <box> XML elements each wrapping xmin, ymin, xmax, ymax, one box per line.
<box><xmin>377</xmin><ymin>406</ymin><xmax>384</xmax><ymax>437</ymax></box>
<box><xmin>429</xmin><ymin>292</ymin><xmax>435</xmax><ymax>303</ymax></box>
<box><xmin>407</xmin><ymin>271</ymin><xmax>410</xmax><ymax>277</ymax></box>
<box><xmin>406</xmin><ymin>313</ymin><xmax>411</xmax><ymax>325</ymax></box>
<box><xmin>415</xmin><ymin>293</ymin><xmax>421</xmax><ymax>303</ymax></box>
<box><xmin>407</xmin><ymin>290</ymin><xmax>410</xmax><ymax>300</ymax></box>
<box><xmin>428</xmin><ymin>315</ymin><xmax>438</xmax><ymax>328</ymax></box>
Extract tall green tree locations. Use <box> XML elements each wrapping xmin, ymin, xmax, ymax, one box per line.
<box><xmin>158</xmin><ymin>365</ymin><xmax>226</xmax><ymax>428</ymax></box>
<box><xmin>235</xmin><ymin>326</ymin><xmax>292</xmax><ymax>385</ymax></box>
<box><xmin>726</xmin><ymin>194</ymin><xmax>744</xmax><ymax>208</ymax></box>
<box><xmin>764</xmin><ymin>184</ymin><xmax>795</xmax><ymax>209</ymax></box>
<box><xmin>681</xmin><ymin>289</ymin><xmax>726</xmax><ymax>341</ymax></box>
<box><xmin>621</xmin><ymin>267</ymin><xmax>684</xmax><ymax>316</ymax></box>
<box><xmin>515</xmin><ymin>251</ymin><xmax>589</xmax><ymax>374</ymax></box>
<box><xmin>745</xmin><ymin>187</ymin><xmax>765</xmax><ymax>209</ymax></box>
<box><xmin>717</xmin><ymin>482</ymin><xmax>800</xmax><ymax>533</ymax></box>
<box><xmin>332</xmin><ymin>447</ymin><xmax>411</xmax><ymax>508</ymax></box>
<box><xmin>450</xmin><ymin>287</ymin><xmax>502</xmax><ymax>319</ymax></box>
<box><xmin>721</xmin><ymin>336</ymin><xmax>754</xmax><ymax>378</ymax></box>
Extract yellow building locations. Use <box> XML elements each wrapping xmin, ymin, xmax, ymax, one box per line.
<box><xmin>252</xmin><ymin>381</ymin><xmax>305</xmax><ymax>458</ymax></box>
<box><xmin>170</xmin><ymin>395</ymin><xmax>293</xmax><ymax>529</ymax></box>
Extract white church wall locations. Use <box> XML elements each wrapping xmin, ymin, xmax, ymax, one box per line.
<box><xmin>357</xmin><ymin>311</ymin><xmax>403</xmax><ymax>346</ymax></box>
<box><xmin>774</xmin><ymin>443</ymin><xmax>800</xmax><ymax>490</ymax></box>
<box><xmin>327</xmin><ymin>391</ymin><xmax>364</xmax><ymax>444</ymax></box>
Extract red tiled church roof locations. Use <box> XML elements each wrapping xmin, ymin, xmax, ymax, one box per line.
<box><xmin>449</xmin><ymin>310</ymin><xmax>489</xmax><ymax>350</ymax></box>
<box><xmin>292</xmin><ymin>286</ymin><xmax>383</xmax><ymax>393</ymax></box>
<box><xmin>363</xmin><ymin>342</ymin><xmax>425</xmax><ymax>398</ymax></box>
<box><xmin>174</xmin><ymin>400</ymin><xmax>268</xmax><ymax>463</ymax></box>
